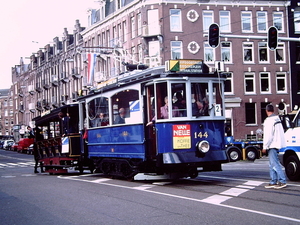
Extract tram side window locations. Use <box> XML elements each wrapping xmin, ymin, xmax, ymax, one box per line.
<box><xmin>171</xmin><ymin>83</ymin><xmax>187</xmax><ymax>117</ymax></box>
<box><xmin>88</xmin><ymin>97</ymin><xmax>109</xmax><ymax>128</ymax></box>
<box><xmin>191</xmin><ymin>83</ymin><xmax>209</xmax><ymax>116</ymax></box>
<box><xmin>155</xmin><ymin>82</ymin><xmax>168</xmax><ymax>119</ymax></box>
<box><xmin>213</xmin><ymin>83</ymin><xmax>223</xmax><ymax>116</ymax></box>
<box><xmin>112</xmin><ymin>89</ymin><xmax>141</xmax><ymax>124</ymax></box>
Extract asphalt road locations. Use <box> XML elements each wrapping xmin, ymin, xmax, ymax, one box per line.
<box><xmin>1</xmin><ymin>149</ymin><xmax>300</xmax><ymax>225</ymax></box>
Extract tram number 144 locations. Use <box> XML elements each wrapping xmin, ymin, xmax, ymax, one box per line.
<box><xmin>194</xmin><ymin>132</ymin><xmax>209</xmax><ymax>139</ymax></box>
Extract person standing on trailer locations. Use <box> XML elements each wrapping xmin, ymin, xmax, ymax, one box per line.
<box><xmin>262</xmin><ymin>104</ymin><xmax>287</xmax><ymax>189</ymax></box>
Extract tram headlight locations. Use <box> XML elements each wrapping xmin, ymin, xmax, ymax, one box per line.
<box><xmin>197</xmin><ymin>140</ymin><xmax>210</xmax><ymax>154</ymax></box>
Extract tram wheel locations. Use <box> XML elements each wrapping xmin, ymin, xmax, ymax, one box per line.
<box><xmin>188</xmin><ymin>168</ymin><xmax>198</xmax><ymax>178</ymax></box>
<box><xmin>101</xmin><ymin>161</ymin><xmax>111</xmax><ymax>174</ymax></box>
<box><xmin>120</xmin><ymin>162</ymin><xmax>133</xmax><ymax>179</ymax></box>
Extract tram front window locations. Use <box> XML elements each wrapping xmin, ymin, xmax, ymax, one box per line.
<box><xmin>171</xmin><ymin>83</ymin><xmax>187</xmax><ymax>117</ymax></box>
<box><xmin>191</xmin><ymin>83</ymin><xmax>209</xmax><ymax>117</ymax></box>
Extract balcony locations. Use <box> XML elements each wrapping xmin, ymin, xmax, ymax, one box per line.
<box><xmin>51</xmin><ymin>75</ymin><xmax>59</xmax><ymax>86</ymax></box>
<box><xmin>36</xmin><ymin>101</ymin><xmax>43</xmax><ymax>111</ymax></box>
<box><xmin>71</xmin><ymin>67</ymin><xmax>82</xmax><ymax>79</ymax></box>
<box><xmin>72</xmin><ymin>92</ymin><xmax>78</xmax><ymax>102</ymax></box>
<box><xmin>42</xmin><ymin>80</ymin><xmax>51</xmax><ymax>90</ymax></box>
<box><xmin>19</xmin><ymin>104</ymin><xmax>24</xmax><ymax>113</ymax></box>
<box><xmin>144</xmin><ymin>56</ymin><xmax>161</xmax><ymax>68</ymax></box>
<box><xmin>60</xmin><ymin>72</ymin><xmax>69</xmax><ymax>83</ymax></box>
<box><xmin>42</xmin><ymin>99</ymin><xmax>50</xmax><ymax>110</ymax></box>
<box><xmin>142</xmin><ymin>25</ymin><xmax>162</xmax><ymax>37</ymax></box>
<box><xmin>35</xmin><ymin>83</ymin><xmax>42</xmax><ymax>93</ymax></box>
<box><xmin>28</xmin><ymin>85</ymin><xmax>35</xmax><ymax>95</ymax></box>
<box><xmin>18</xmin><ymin>91</ymin><xmax>24</xmax><ymax>98</ymax></box>
<box><xmin>29</xmin><ymin>103</ymin><xmax>35</xmax><ymax>113</ymax></box>
<box><xmin>61</xmin><ymin>95</ymin><xmax>68</xmax><ymax>105</ymax></box>
<box><xmin>51</xmin><ymin>96</ymin><xmax>58</xmax><ymax>108</ymax></box>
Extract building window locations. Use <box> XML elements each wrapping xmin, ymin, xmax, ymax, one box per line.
<box><xmin>118</xmin><ymin>24</ymin><xmax>123</xmax><ymax>43</ymax></box>
<box><xmin>137</xmin><ymin>13</ymin><xmax>142</xmax><ymax>36</ymax></box>
<box><xmin>273</xmin><ymin>12</ymin><xmax>283</xmax><ymax>31</ymax></box>
<box><xmin>241</xmin><ymin>11</ymin><xmax>252</xmax><ymax>32</ymax></box>
<box><xmin>171</xmin><ymin>41</ymin><xmax>182</xmax><ymax>59</ymax></box>
<box><xmin>276</xmin><ymin>73</ymin><xmax>287</xmax><ymax>93</ymax></box>
<box><xmin>245</xmin><ymin>102</ymin><xmax>256</xmax><ymax>124</ymax></box>
<box><xmin>243</xmin><ymin>42</ymin><xmax>254</xmax><ymax>63</ymax></box>
<box><xmin>258</xmin><ymin>42</ymin><xmax>268</xmax><ymax>62</ymax></box>
<box><xmin>244</xmin><ymin>73</ymin><xmax>255</xmax><ymax>94</ymax></box>
<box><xmin>138</xmin><ymin>44</ymin><xmax>142</xmax><ymax>63</ymax></box>
<box><xmin>275</xmin><ymin>42</ymin><xmax>285</xmax><ymax>63</ymax></box>
<box><xmin>131</xmin><ymin>16</ymin><xmax>135</xmax><ymax>38</ymax></box>
<box><xmin>203</xmin><ymin>11</ymin><xmax>213</xmax><ymax>32</ymax></box>
<box><xmin>294</xmin><ymin>10</ymin><xmax>300</xmax><ymax>33</ymax></box>
<box><xmin>219</xmin><ymin>11</ymin><xmax>230</xmax><ymax>32</ymax></box>
<box><xmin>123</xmin><ymin>21</ymin><xmax>127</xmax><ymax>42</ymax></box>
<box><xmin>204</xmin><ymin>43</ymin><xmax>214</xmax><ymax>63</ymax></box>
<box><xmin>257</xmin><ymin>11</ymin><xmax>267</xmax><ymax>32</ymax></box>
<box><xmin>260</xmin><ymin>72</ymin><xmax>270</xmax><ymax>93</ymax></box>
<box><xmin>131</xmin><ymin>46</ymin><xmax>136</xmax><ymax>63</ymax></box>
<box><xmin>221</xmin><ymin>42</ymin><xmax>232</xmax><ymax>62</ymax></box>
<box><xmin>224</xmin><ymin>73</ymin><xmax>233</xmax><ymax>94</ymax></box>
<box><xmin>170</xmin><ymin>9</ymin><xmax>182</xmax><ymax>32</ymax></box>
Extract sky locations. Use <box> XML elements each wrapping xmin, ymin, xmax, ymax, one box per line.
<box><xmin>0</xmin><ymin>0</ymin><xmax>97</xmax><ymax>89</ymax></box>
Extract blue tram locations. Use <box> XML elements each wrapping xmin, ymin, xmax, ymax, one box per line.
<box><xmin>78</xmin><ymin>60</ymin><xmax>229</xmax><ymax>178</ymax></box>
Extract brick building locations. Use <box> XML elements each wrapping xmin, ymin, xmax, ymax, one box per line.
<box><xmin>9</xmin><ymin>0</ymin><xmax>294</xmax><ymax>141</ymax></box>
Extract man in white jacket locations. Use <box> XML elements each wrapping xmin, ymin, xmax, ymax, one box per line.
<box><xmin>262</xmin><ymin>104</ymin><xmax>287</xmax><ymax>189</ymax></box>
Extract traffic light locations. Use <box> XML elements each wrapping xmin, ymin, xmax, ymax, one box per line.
<box><xmin>208</xmin><ymin>23</ymin><xmax>220</xmax><ymax>48</ymax></box>
<box><xmin>268</xmin><ymin>26</ymin><xmax>278</xmax><ymax>50</ymax></box>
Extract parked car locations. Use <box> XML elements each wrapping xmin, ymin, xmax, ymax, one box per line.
<box><xmin>9</xmin><ymin>142</ymin><xmax>19</xmax><ymax>151</ymax></box>
<box><xmin>3</xmin><ymin>140</ymin><xmax>14</xmax><ymax>150</ymax></box>
<box><xmin>17</xmin><ymin>138</ymin><xmax>34</xmax><ymax>154</ymax></box>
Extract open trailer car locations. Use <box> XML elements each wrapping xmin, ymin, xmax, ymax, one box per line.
<box><xmin>33</xmin><ymin>104</ymin><xmax>93</xmax><ymax>174</ymax></box>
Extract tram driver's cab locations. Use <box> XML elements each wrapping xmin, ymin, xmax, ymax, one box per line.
<box><xmin>145</xmin><ymin>78</ymin><xmax>224</xmax><ymax>124</ymax></box>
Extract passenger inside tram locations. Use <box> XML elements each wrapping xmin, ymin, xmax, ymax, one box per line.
<box><xmin>94</xmin><ymin>113</ymin><xmax>109</xmax><ymax>127</ymax></box>
<box><xmin>114</xmin><ymin>108</ymin><xmax>126</xmax><ymax>124</ymax></box>
<box><xmin>160</xmin><ymin>96</ymin><xmax>180</xmax><ymax>119</ymax></box>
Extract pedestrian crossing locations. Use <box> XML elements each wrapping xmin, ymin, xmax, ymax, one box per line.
<box><xmin>0</xmin><ymin>161</ymin><xmax>35</xmax><ymax>169</ymax></box>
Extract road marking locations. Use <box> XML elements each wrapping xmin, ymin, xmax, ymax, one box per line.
<box><xmin>57</xmin><ymin>175</ymin><xmax>300</xmax><ymax>223</ymax></box>
<box><xmin>133</xmin><ymin>184</ymin><xmax>156</xmax><ymax>190</ymax></box>
<box><xmin>1</xmin><ymin>175</ymin><xmax>16</xmax><ymax>178</ymax></box>
<box><xmin>219</xmin><ymin>187</ymin><xmax>249</xmax><ymax>197</ymax></box>
<box><xmin>0</xmin><ymin>161</ymin><xmax>34</xmax><ymax>168</ymax></box>
<box><xmin>201</xmin><ymin>195</ymin><xmax>232</xmax><ymax>204</ymax></box>
<box><xmin>91</xmin><ymin>178</ymin><xmax>112</xmax><ymax>183</ymax></box>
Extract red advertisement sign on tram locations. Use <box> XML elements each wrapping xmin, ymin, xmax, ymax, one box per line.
<box><xmin>173</xmin><ymin>125</ymin><xmax>191</xmax><ymax>149</ymax></box>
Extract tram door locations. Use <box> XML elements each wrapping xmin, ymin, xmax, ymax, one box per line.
<box><xmin>145</xmin><ymin>84</ymin><xmax>157</xmax><ymax>159</ymax></box>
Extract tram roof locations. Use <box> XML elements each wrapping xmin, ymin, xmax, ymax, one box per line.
<box><xmin>33</xmin><ymin>103</ymin><xmax>79</xmax><ymax>126</ymax></box>
<box><xmin>79</xmin><ymin>64</ymin><xmax>227</xmax><ymax>99</ymax></box>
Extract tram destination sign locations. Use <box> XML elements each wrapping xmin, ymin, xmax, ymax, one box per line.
<box><xmin>166</xmin><ymin>59</ymin><xmax>203</xmax><ymax>73</ymax></box>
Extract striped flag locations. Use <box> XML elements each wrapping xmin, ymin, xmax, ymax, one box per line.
<box><xmin>87</xmin><ymin>53</ymin><xmax>97</xmax><ymax>85</ymax></box>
